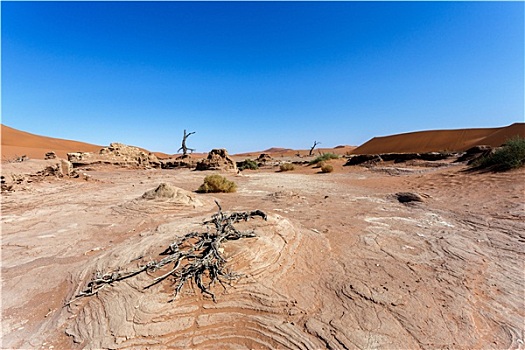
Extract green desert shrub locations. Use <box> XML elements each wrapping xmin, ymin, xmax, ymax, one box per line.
<box><xmin>320</xmin><ymin>163</ymin><xmax>334</xmax><ymax>173</ymax></box>
<box><xmin>197</xmin><ymin>175</ymin><xmax>237</xmax><ymax>193</ymax></box>
<box><xmin>472</xmin><ymin>137</ymin><xmax>525</xmax><ymax>171</ymax></box>
<box><xmin>279</xmin><ymin>163</ymin><xmax>295</xmax><ymax>172</ymax></box>
<box><xmin>238</xmin><ymin>159</ymin><xmax>258</xmax><ymax>171</ymax></box>
<box><xmin>309</xmin><ymin>153</ymin><xmax>339</xmax><ymax>165</ymax></box>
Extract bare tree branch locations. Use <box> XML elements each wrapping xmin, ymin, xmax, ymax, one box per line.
<box><xmin>66</xmin><ymin>203</ymin><xmax>267</xmax><ymax>305</ymax></box>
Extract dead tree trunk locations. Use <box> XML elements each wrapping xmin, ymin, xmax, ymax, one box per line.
<box><xmin>309</xmin><ymin>141</ymin><xmax>320</xmax><ymax>156</ymax></box>
<box><xmin>178</xmin><ymin>130</ymin><xmax>196</xmax><ymax>156</ymax></box>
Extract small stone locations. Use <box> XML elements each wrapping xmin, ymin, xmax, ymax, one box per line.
<box><xmin>395</xmin><ymin>192</ymin><xmax>424</xmax><ymax>203</ymax></box>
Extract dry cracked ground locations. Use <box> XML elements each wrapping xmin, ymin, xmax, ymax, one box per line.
<box><xmin>1</xmin><ymin>161</ymin><xmax>524</xmax><ymax>349</ymax></box>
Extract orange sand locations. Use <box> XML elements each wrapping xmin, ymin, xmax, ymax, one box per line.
<box><xmin>352</xmin><ymin>123</ymin><xmax>524</xmax><ymax>155</ymax></box>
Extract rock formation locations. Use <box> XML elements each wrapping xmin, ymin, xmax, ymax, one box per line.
<box><xmin>44</xmin><ymin>151</ymin><xmax>57</xmax><ymax>160</ymax></box>
<box><xmin>36</xmin><ymin>159</ymin><xmax>74</xmax><ymax>178</ymax></box>
<box><xmin>68</xmin><ymin>143</ymin><xmax>161</xmax><ymax>169</ymax></box>
<box><xmin>195</xmin><ymin>149</ymin><xmax>237</xmax><ymax>171</ymax></box>
<box><xmin>395</xmin><ymin>192</ymin><xmax>425</xmax><ymax>203</ymax></box>
<box><xmin>256</xmin><ymin>153</ymin><xmax>273</xmax><ymax>165</ymax></box>
<box><xmin>114</xmin><ymin>183</ymin><xmax>206</xmax><ymax>214</ymax></box>
<box><xmin>456</xmin><ymin>145</ymin><xmax>493</xmax><ymax>164</ymax></box>
<box><xmin>346</xmin><ymin>154</ymin><xmax>383</xmax><ymax>166</ymax></box>
<box><xmin>161</xmin><ymin>155</ymin><xmax>197</xmax><ymax>169</ymax></box>
<box><xmin>346</xmin><ymin>152</ymin><xmax>453</xmax><ymax>166</ymax></box>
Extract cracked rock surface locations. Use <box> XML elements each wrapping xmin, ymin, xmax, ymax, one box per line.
<box><xmin>2</xmin><ymin>161</ymin><xmax>524</xmax><ymax>349</ymax></box>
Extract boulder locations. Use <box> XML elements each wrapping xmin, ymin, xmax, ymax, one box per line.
<box><xmin>140</xmin><ymin>183</ymin><xmax>203</xmax><ymax>207</ymax></box>
<box><xmin>395</xmin><ymin>192</ymin><xmax>425</xmax><ymax>203</ymax></box>
<box><xmin>1</xmin><ymin>175</ymin><xmax>12</xmax><ymax>192</ymax></box>
<box><xmin>45</xmin><ymin>151</ymin><xmax>57</xmax><ymax>160</ymax></box>
<box><xmin>196</xmin><ymin>149</ymin><xmax>237</xmax><ymax>171</ymax></box>
<box><xmin>142</xmin><ymin>183</ymin><xmax>178</xmax><ymax>200</ymax></box>
<box><xmin>67</xmin><ymin>152</ymin><xmax>84</xmax><ymax>164</ymax></box>
<box><xmin>257</xmin><ymin>153</ymin><xmax>273</xmax><ymax>163</ymax></box>
<box><xmin>60</xmin><ymin>159</ymin><xmax>73</xmax><ymax>177</ymax></box>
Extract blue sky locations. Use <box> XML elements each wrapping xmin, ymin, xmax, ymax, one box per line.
<box><xmin>2</xmin><ymin>1</ymin><xmax>524</xmax><ymax>154</ymax></box>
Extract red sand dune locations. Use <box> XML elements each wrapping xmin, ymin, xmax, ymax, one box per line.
<box><xmin>352</xmin><ymin>123</ymin><xmax>525</xmax><ymax>155</ymax></box>
<box><xmin>476</xmin><ymin>123</ymin><xmax>525</xmax><ymax>148</ymax></box>
<box><xmin>1</xmin><ymin>125</ymin><xmax>103</xmax><ymax>160</ymax></box>
<box><xmin>1</xmin><ymin>125</ymin><xmax>170</xmax><ymax>160</ymax></box>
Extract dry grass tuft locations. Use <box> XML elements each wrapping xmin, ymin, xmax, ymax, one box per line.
<box><xmin>321</xmin><ymin>164</ymin><xmax>334</xmax><ymax>173</ymax></box>
<box><xmin>279</xmin><ymin>163</ymin><xmax>295</xmax><ymax>172</ymax></box>
<box><xmin>197</xmin><ymin>175</ymin><xmax>237</xmax><ymax>193</ymax></box>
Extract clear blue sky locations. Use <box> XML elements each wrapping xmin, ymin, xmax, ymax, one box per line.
<box><xmin>2</xmin><ymin>1</ymin><xmax>524</xmax><ymax>154</ymax></box>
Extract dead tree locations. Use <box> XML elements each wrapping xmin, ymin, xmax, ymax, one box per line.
<box><xmin>309</xmin><ymin>141</ymin><xmax>320</xmax><ymax>156</ymax></box>
<box><xmin>66</xmin><ymin>202</ymin><xmax>267</xmax><ymax>305</ymax></box>
<box><xmin>178</xmin><ymin>130</ymin><xmax>196</xmax><ymax>156</ymax></box>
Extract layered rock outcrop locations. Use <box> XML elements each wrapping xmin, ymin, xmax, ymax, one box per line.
<box><xmin>160</xmin><ymin>155</ymin><xmax>197</xmax><ymax>169</ymax></box>
<box><xmin>67</xmin><ymin>143</ymin><xmax>161</xmax><ymax>168</ymax></box>
<box><xmin>345</xmin><ymin>152</ymin><xmax>453</xmax><ymax>166</ymax></box>
<box><xmin>195</xmin><ymin>149</ymin><xmax>237</xmax><ymax>171</ymax></box>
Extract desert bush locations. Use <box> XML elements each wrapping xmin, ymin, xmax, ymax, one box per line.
<box><xmin>472</xmin><ymin>137</ymin><xmax>525</xmax><ymax>171</ymax></box>
<box><xmin>197</xmin><ymin>175</ymin><xmax>237</xmax><ymax>193</ymax></box>
<box><xmin>310</xmin><ymin>153</ymin><xmax>339</xmax><ymax>165</ymax></box>
<box><xmin>238</xmin><ymin>159</ymin><xmax>258</xmax><ymax>171</ymax></box>
<box><xmin>321</xmin><ymin>163</ymin><xmax>334</xmax><ymax>173</ymax></box>
<box><xmin>279</xmin><ymin>163</ymin><xmax>295</xmax><ymax>172</ymax></box>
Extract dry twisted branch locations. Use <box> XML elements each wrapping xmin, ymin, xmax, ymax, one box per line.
<box><xmin>67</xmin><ymin>203</ymin><xmax>266</xmax><ymax>305</ymax></box>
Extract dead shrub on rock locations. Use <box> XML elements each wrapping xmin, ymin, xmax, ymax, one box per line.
<box><xmin>197</xmin><ymin>175</ymin><xmax>237</xmax><ymax>193</ymax></box>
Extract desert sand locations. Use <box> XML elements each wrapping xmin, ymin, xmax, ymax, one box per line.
<box><xmin>352</xmin><ymin>123</ymin><xmax>525</xmax><ymax>155</ymax></box>
<box><xmin>1</xmin><ymin>125</ymin><xmax>524</xmax><ymax>349</ymax></box>
<box><xmin>0</xmin><ymin>125</ymin><xmax>171</xmax><ymax>160</ymax></box>
<box><xmin>1</xmin><ymin>125</ymin><xmax>103</xmax><ymax>160</ymax></box>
